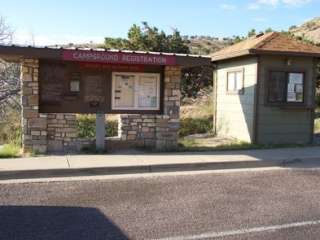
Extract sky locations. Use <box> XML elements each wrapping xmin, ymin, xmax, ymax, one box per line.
<box><xmin>0</xmin><ymin>0</ymin><xmax>319</xmax><ymax>46</ymax></box>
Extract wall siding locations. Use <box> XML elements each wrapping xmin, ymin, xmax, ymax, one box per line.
<box><xmin>215</xmin><ymin>57</ymin><xmax>258</xmax><ymax>142</ymax></box>
<box><xmin>257</xmin><ymin>56</ymin><xmax>315</xmax><ymax>144</ymax></box>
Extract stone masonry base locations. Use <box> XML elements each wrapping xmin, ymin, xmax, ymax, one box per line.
<box><xmin>21</xmin><ymin>59</ymin><xmax>181</xmax><ymax>154</ymax></box>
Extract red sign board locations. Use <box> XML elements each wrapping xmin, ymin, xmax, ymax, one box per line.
<box><xmin>79</xmin><ymin>62</ymin><xmax>144</xmax><ymax>72</ymax></box>
<box><xmin>63</xmin><ymin>50</ymin><xmax>176</xmax><ymax>66</ymax></box>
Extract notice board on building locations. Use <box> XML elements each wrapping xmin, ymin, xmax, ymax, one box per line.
<box><xmin>84</xmin><ymin>75</ymin><xmax>105</xmax><ymax>104</ymax></box>
<box><xmin>40</xmin><ymin>63</ymin><xmax>64</xmax><ymax>104</ymax></box>
<box><xmin>39</xmin><ymin>60</ymin><xmax>163</xmax><ymax>114</ymax></box>
<box><xmin>112</xmin><ymin>72</ymin><xmax>160</xmax><ymax>110</ymax></box>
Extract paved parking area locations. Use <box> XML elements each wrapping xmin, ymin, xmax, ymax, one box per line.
<box><xmin>0</xmin><ymin>168</ymin><xmax>320</xmax><ymax>239</ymax></box>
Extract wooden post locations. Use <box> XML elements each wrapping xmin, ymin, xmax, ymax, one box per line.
<box><xmin>96</xmin><ymin>113</ymin><xmax>106</xmax><ymax>152</ymax></box>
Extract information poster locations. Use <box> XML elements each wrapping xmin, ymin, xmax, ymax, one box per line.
<box><xmin>137</xmin><ymin>76</ymin><xmax>158</xmax><ymax>108</ymax></box>
<box><xmin>287</xmin><ymin>73</ymin><xmax>303</xmax><ymax>102</ymax></box>
<box><xmin>113</xmin><ymin>74</ymin><xmax>135</xmax><ymax>108</ymax></box>
<box><xmin>112</xmin><ymin>73</ymin><xmax>160</xmax><ymax>110</ymax></box>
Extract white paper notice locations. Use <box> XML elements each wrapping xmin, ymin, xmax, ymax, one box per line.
<box><xmin>138</xmin><ymin>76</ymin><xmax>158</xmax><ymax>108</ymax></box>
<box><xmin>114</xmin><ymin>74</ymin><xmax>135</xmax><ymax>108</ymax></box>
<box><xmin>287</xmin><ymin>73</ymin><xmax>303</xmax><ymax>102</ymax></box>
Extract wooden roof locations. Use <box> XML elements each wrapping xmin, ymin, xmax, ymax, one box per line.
<box><xmin>211</xmin><ymin>32</ymin><xmax>320</xmax><ymax>61</ymax></box>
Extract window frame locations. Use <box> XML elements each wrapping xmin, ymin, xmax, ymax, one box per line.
<box><xmin>111</xmin><ymin>72</ymin><xmax>161</xmax><ymax>111</ymax></box>
<box><xmin>226</xmin><ymin>68</ymin><xmax>245</xmax><ymax>95</ymax></box>
<box><xmin>69</xmin><ymin>80</ymin><xmax>80</xmax><ymax>93</ymax></box>
<box><xmin>266</xmin><ymin>70</ymin><xmax>306</xmax><ymax>106</ymax></box>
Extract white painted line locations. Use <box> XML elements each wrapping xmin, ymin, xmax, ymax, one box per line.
<box><xmin>155</xmin><ymin>220</ymin><xmax>320</xmax><ymax>240</ymax></box>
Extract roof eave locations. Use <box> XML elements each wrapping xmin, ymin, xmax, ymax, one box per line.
<box><xmin>0</xmin><ymin>45</ymin><xmax>211</xmax><ymax>67</ymax></box>
<box><xmin>211</xmin><ymin>49</ymin><xmax>253</xmax><ymax>62</ymax></box>
<box><xmin>251</xmin><ymin>49</ymin><xmax>320</xmax><ymax>58</ymax></box>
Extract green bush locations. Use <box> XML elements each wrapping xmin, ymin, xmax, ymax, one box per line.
<box><xmin>77</xmin><ymin>115</ymin><xmax>95</xmax><ymax>138</ymax></box>
<box><xmin>179</xmin><ymin>117</ymin><xmax>213</xmax><ymax>137</ymax></box>
<box><xmin>76</xmin><ymin>115</ymin><xmax>118</xmax><ymax>138</ymax></box>
<box><xmin>106</xmin><ymin>120</ymin><xmax>118</xmax><ymax>137</ymax></box>
<box><xmin>0</xmin><ymin>144</ymin><xmax>20</xmax><ymax>158</ymax></box>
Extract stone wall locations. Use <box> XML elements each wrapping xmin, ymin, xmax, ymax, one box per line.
<box><xmin>21</xmin><ymin>59</ymin><xmax>47</xmax><ymax>154</ymax></box>
<box><xmin>21</xmin><ymin>59</ymin><xmax>181</xmax><ymax>153</ymax></box>
<box><xmin>21</xmin><ymin>59</ymin><xmax>93</xmax><ymax>154</ymax></box>
<box><xmin>118</xmin><ymin>66</ymin><xmax>181</xmax><ymax>150</ymax></box>
<box><xmin>46</xmin><ymin>113</ymin><xmax>93</xmax><ymax>153</ymax></box>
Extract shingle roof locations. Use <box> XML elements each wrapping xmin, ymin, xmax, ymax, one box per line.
<box><xmin>0</xmin><ymin>44</ymin><xmax>207</xmax><ymax>58</ymax></box>
<box><xmin>211</xmin><ymin>32</ymin><xmax>320</xmax><ymax>61</ymax></box>
<box><xmin>0</xmin><ymin>44</ymin><xmax>211</xmax><ymax>67</ymax></box>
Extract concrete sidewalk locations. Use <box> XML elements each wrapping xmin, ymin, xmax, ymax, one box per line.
<box><xmin>0</xmin><ymin>146</ymin><xmax>320</xmax><ymax>180</ymax></box>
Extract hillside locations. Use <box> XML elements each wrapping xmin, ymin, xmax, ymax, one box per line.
<box><xmin>184</xmin><ymin>36</ymin><xmax>232</xmax><ymax>55</ymax></box>
<box><xmin>290</xmin><ymin>17</ymin><xmax>320</xmax><ymax>44</ymax></box>
<box><xmin>58</xmin><ymin>17</ymin><xmax>320</xmax><ymax>56</ymax></box>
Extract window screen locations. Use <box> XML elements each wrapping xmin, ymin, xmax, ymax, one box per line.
<box><xmin>268</xmin><ymin>71</ymin><xmax>304</xmax><ymax>104</ymax></box>
<box><xmin>268</xmin><ymin>71</ymin><xmax>286</xmax><ymax>103</ymax></box>
<box><xmin>227</xmin><ymin>70</ymin><xmax>243</xmax><ymax>94</ymax></box>
<box><xmin>112</xmin><ymin>73</ymin><xmax>160</xmax><ymax>110</ymax></box>
<box><xmin>287</xmin><ymin>73</ymin><xmax>304</xmax><ymax>103</ymax></box>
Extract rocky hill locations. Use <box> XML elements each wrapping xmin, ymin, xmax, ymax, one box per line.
<box><xmin>59</xmin><ymin>17</ymin><xmax>320</xmax><ymax>56</ymax></box>
<box><xmin>187</xmin><ymin>17</ymin><xmax>320</xmax><ymax>55</ymax></box>
<box><xmin>290</xmin><ymin>17</ymin><xmax>320</xmax><ymax>44</ymax></box>
<box><xmin>184</xmin><ymin>36</ymin><xmax>232</xmax><ymax>55</ymax></box>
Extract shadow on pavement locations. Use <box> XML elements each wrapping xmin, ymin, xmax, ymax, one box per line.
<box><xmin>0</xmin><ymin>205</ymin><xmax>129</xmax><ymax>240</ymax></box>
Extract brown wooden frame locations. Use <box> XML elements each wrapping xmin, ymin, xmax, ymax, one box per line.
<box><xmin>265</xmin><ymin>69</ymin><xmax>307</xmax><ymax>108</ymax></box>
<box><xmin>39</xmin><ymin>60</ymin><xmax>165</xmax><ymax>114</ymax></box>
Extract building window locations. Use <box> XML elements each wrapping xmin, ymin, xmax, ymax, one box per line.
<box><xmin>70</xmin><ymin>80</ymin><xmax>80</xmax><ymax>92</ymax></box>
<box><xmin>112</xmin><ymin>72</ymin><xmax>160</xmax><ymax>110</ymax></box>
<box><xmin>268</xmin><ymin>71</ymin><xmax>304</xmax><ymax>104</ymax></box>
<box><xmin>69</xmin><ymin>72</ymin><xmax>81</xmax><ymax>93</ymax></box>
<box><xmin>227</xmin><ymin>70</ymin><xmax>244</xmax><ymax>94</ymax></box>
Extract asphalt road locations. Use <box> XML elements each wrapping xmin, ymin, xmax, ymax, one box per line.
<box><xmin>0</xmin><ymin>168</ymin><xmax>320</xmax><ymax>240</ymax></box>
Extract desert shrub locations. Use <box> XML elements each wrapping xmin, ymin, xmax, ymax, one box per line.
<box><xmin>181</xmin><ymin>66</ymin><xmax>213</xmax><ymax>98</ymax></box>
<box><xmin>76</xmin><ymin>115</ymin><xmax>118</xmax><ymax>138</ymax></box>
<box><xmin>179</xmin><ymin>117</ymin><xmax>213</xmax><ymax>137</ymax></box>
<box><xmin>0</xmin><ymin>109</ymin><xmax>21</xmax><ymax>145</ymax></box>
<box><xmin>77</xmin><ymin>115</ymin><xmax>95</xmax><ymax>138</ymax></box>
<box><xmin>106</xmin><ymin>120</ymin><xmax>118</xmax><ymax>137</ymax></box>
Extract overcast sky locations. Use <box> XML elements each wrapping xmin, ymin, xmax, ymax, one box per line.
<box><xmin>1</xmin><ymin>0</ymin><xmax>319</xmax><ymax>46</ymax></box>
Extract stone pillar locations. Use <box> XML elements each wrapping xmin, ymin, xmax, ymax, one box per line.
<box><xmin>95</xmin><ymin>113</ymin><xmax>106</xmax><ymax>151</ymax></box>
<box><xmin>118</xmin><ymin>66</ymin><xmax>181</xmax><ymax>151</ymax></box>
<box><xmin>155</xmin><ymin>66</ymin><xmax>181</xmax><ymax>150</ymax></box>
<box><xmin>21</xmin><ymin>59</ymin><xmax>47</xmax><ymax>154</ymax></box>
<box><xmin>118</xmin><ymin>114</ymin><xmax>156</xmax><ymax>147</ymax></box>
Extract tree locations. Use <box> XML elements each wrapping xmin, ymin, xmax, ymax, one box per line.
<box><xmin>104</xmin><ymin>22</ymin><xmax>211</xmax><ymax>98</ymax></box>
<box><xmin>0</xmin><ymin>17</ymin><xmax>13</xmax><ymax>44</ymax></box>
<box><xmin>247</xmin><ymin>29</ymin><xmax>257</xmax><ymax>37</ymax></box>
<box><xmin>265</xmin><ymin>27</ymin><xmax>273</xmax><ymax>33</ymax></box>
<box><xmin>0</xmin><ymin>60</ymin><xmax>20</xmax><ymax>117</ymax></box>
<box><xmin>104</xmin><ymin>22</ymin><xmax>190</xmax><ymax>54</ymax></box>
<box><xmin>181</xmin><ymin>65</ymin><xmax>213</xmax><ymax>98</ymax></box>
<box><xmin>0</xmin><ymin>17</ymin><xmax>19</xmax><ymax>118</ymax></box>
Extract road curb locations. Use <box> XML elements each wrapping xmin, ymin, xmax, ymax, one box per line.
<box><xmin>0</xmin><ymin>157</ymin><xmax>317</xmax><ymax>180</ymax></box>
